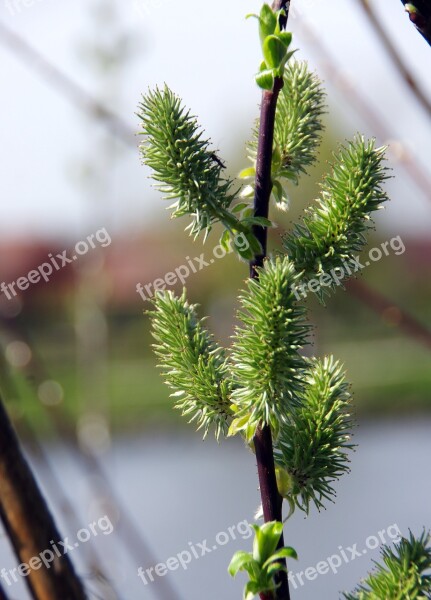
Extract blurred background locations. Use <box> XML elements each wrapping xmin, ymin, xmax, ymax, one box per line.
<box><xmin>0</xmin><ymin>0</ymin><xmax>430</xmax><ymax>598</ymax></box>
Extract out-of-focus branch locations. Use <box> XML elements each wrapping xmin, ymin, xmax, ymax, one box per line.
<box><xmin>347</xmin><ymin>279</ymin><xmax>431</xmax><ymax>350</ymax></box>
<box><xmin>296</xmin><ymin>18</ymin><xmax>431</xmax><ymax>204</ymax></box>
<box><xmin>0</xmin><ymin>20</ymin><xmax>135</xmax><ymax>146</ymax></box>
<box><xmin>0</xmin><ymin>349</ymin><xmax>122</xmax><ymax>600</ymax></box>
<box><xmin>0</xmin><ymin>317</ymin><xmax>183</xmax><ymax>600</ymax></box>
<box><xmin>0</xmin><ymin>395</ymin><xmax>87</xmax><ymax>600</ymax></box>
<box><xmin>400</xmin><ymin>0</ymin><xmax>431</xmax><ymax>46</ymax></box>
<box><xmin>359</xmin><ymin>0</ymin><xmax>431</xmax><ymax>118</ymax></box>
<box><xmin>0</xmin><ymin>581</ymin><xmax>11</xmax><ymax>600</ymax></box>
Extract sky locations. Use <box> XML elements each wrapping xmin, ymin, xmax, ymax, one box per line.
<box><xmin>0</xmin><ymin>0</ymin><xmax>431</xmax><ymax>241</ymax></box>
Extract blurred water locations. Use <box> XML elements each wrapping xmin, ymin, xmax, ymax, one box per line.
<box><xmin>0</xmin><ymin>418</ymin><xmax>430</xmax><ymax>600</ymax></box>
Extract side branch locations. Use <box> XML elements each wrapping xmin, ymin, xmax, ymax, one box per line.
<box><xmin>359</xmin><ymin>0</ymin><xmax>431</xmax><ymax>117</ymax></box>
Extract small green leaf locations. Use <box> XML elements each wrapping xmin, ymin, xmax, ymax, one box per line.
<box><xmin>241</xmin><ymin>207</ymin><xmax>254</xmax><ymax>219</ymax></box>
<box><xmin>241</xmin><ymin>216</ymin><xmax>273</xmax><ymax>228</ymax></box>
<box><xmin>253</xmin><ymin>522</ymin><xmax>283</xmax><ymax>563</ymax></box>
<box><xmin>272</xmin><ymin>179</ymin><xmax>283</xmax><ymax>202</ymax></box>
<box><xmin>244</xmin><ymin>580</ymin><xmax>262</xmax><ymax>600</ymax></box>
<box><xmin>243</xmin><ymin>231</ymin><xmax>263</xmax><ymax>256</ymax></box>
<box><xmin>404</xmin><ymin>3</ymin><xmax>418</xmax><ymax>15</ymax></box>
<box><xmin>272</xmin><ymin>179</ymin><xmax>290</xmax><ymax>212</ymax></box>
<box><xmin>284</xmin><ymin>49</ymin><xmax>297</xmax><ymax>63</ymax></box>
<box><xmin>278</xmin><ymin>168</ymin><xmax>298</xmax><ymax>182</ymax></box>
<box><xmin>278</xmin><ymin>31</ymin><xmax>292</xmax><ymax>48</ymax></box>
<box><xmin>228</xmin><ymin>551</ymin><xmax>257</xmax><ymax>577</ymax></box>
<box><xmin>256</xmin><ymin>69</ymin><xmax>275</xmax><ymax>90</ymax></box>
<box><xmin>232</xmin><ymin>202</ymin><xmax>250</xmax><ymax>214</ymax></box>
<box><xmin>258</xmin><ymin>4</ymin><xmax>277</xmax><ymax>46</ymax></box>
<box><xmin>240</xmin><ymin>185</ymin><xmax>255</xmax><ymax>199</ymax></box>
<box><xmin>239</xmin><ymin>167</ymin><xmax>256</xmax><ymax>179</ymax></box>
<box><xmin>263</xmin><ymin>35</ymin><xmax>287</xmax><ymax>69</ymax></box>
<box><xmin>228</xmin><ymin>414</ymin><xmax>251</xmax><ymax>437</ymax></box>
<box><xmin>263</xmin><ymin>546</ymin><xmax>298</xmax><ymax>569</ymax></box>
<box><xmin>219</xmin><ymin>229</ymin><xmax>231</xmax><ymax>253</ymax></box>
<box><xmin>275</xmin><ymin>467</ymin><xmax>293</xmax><ymax>497</ymax></box>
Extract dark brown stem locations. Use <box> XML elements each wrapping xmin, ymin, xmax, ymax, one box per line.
<box><xmin>400</xmin><ymin>0</ymin><xmax>431</xmax><ymax>46</ymax></box>
<box><xmin>0</xmin><ymin>317</ymin><xmax>182</xmax><ymax>600</ymax></box>
<box><xmin>0</xmin><ymin>581</ymin><xmax>11</xmax><ymax>600</ymax></box>
<box><xmin>249</xmin><ymin>77</ymin><xmax>284</xmax><ymax>278</ymax></box>
<box><xmin>0</xmin><ymin>396</ymin><xmax>87</xmax><ymax>600</ymax></box>
<box><xmin>272</xmin><ymin>0</ymin><xmax>291</xmax><ymax>28</ymax></box>
<box><xmin>249</xmin><ymin>6</ymin><xmax>291</xmax><ymax>600</ymax></box>
<box><xmin>359</xmin><ymin>0</ymin><xmax>431</xmax><ymax>117</ymax></box>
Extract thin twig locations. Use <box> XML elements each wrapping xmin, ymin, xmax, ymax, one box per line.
<box><xmin>251</xmin><ymin>4</ymin><xmax>291</xmax><ymax>600</ymax></box>
<box><xmin>0</xmin><ymin>21</ymin><xmax>135</xmax><ymax>146</ymax></box>
<box><xmin>400</xmin><ymin>0</ymin><xmax>431</xmax><ymax>46</ymax></box>
<box><xmin>296</xmin><ymin>17</ymin><xmax>431</xmax><ymax>203</ymax></box>
<box><xmin>358</xmin><ymin>0</ymin><xmax>431</xmax><ymax>118</ymax></box>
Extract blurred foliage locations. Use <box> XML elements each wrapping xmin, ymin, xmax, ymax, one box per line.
<box><xmin>3</xmin><ymin>218</ymin><xmax>431</xmax><ymax>437</ymax></box>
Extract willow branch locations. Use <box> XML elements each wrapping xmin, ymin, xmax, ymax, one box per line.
<box><xmin>358</xmin><ymin>0</ymin><xmax>431</xmax><ymax>118</ymax></box>
<box><xmin>400</xmin><ymin>0</ymin><xmax>431</xmax><ymax>46</ymax></box>
<box><xmin>0</xmin><ymin>582</ymin><xmax>11</xmax><ymax>600</ymax></box>
<box><xmin>0</xmin><ymin>316</ymin><xmax>181</xmax><ymax>600</ymax></box>
<box><xmin>0</xmin><ymin>20</ymin><xmax>135</xmax><ymax>146</ymax></box>
<box><xmin>0</xmin><ymin>395</ymin><xmax>87</xmax><ymax>600</ymax></box>
<box><xmin>347</xmin><ymin>279</ymin><xmax>431</xmax><ymax>350</ymax></box>
<box><xmin>272</xmin><ymin>0</ymin><xmax>291</xmax><ymax>28</ymax></box>
<box><xmin>295</xmin><ymin>18</ymin><xmax>431</xmax><ymax>202</ymax></box>
<box><xmin>250</xmin><ymin>5</ymin><xmax>291</xmax><ymax>600</ymax></box>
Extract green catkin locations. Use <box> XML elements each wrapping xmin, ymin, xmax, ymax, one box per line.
<box><xmin>149</xmin><ymin>290</ymin><xmax>231</xmax><ymax>439</ymax></box>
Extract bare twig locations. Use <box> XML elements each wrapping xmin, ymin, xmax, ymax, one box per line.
<box><xmin>0</xmin><ymin>395</ymin><xmax>87</xmax><ymax>600</ymax></box>
<box><xmin>358</xmin><ymin>0</ymin><xmax>431</xmax><ymax>118</ymax></box>
<box><xmin>400</xmin><ymin>0</ymin><xmax>431</xmax><ymax>46</ymax></box>
<box><xmin>0</xmin><ymin>21</ymin><xmax>135</xmax><ymax>146</ymax></box>
<box><xmin>296</xmin><ymin>17</ymin><xmax>431</xmax><ymax>204</ymax></box>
